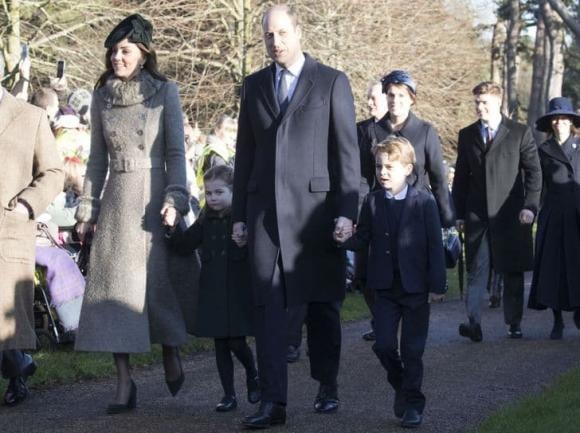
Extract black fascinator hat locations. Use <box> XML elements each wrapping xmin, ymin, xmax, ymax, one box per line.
<box><xmin>104</xmin><ymin>14</ymin><xmax>153</xmax><ymax>49</ymax></box>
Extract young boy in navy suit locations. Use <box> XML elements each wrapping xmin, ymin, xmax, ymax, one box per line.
<box><xmin>335</xmin><ymin>136</ymin><xmax>446</xmax><ymax>428</ymax></box>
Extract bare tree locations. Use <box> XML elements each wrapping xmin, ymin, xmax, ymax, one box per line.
<box><xmin>505</xmin><ymin>0</ymin><xmax>522</xmax><ymax>120</ymax></box>
<box><xmin>547</xmin><ymin>0</ymin><xmax>580</xmax><ymax>39</ymax></box>
<box><xmin>528</xmin><ymin>1</ymin><xmax>548</xmax><ymax>134</ymax></box>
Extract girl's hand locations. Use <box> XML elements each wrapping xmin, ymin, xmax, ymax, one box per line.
<box><xmin>232</xmin><ymin>222</ymin><xmax>247</xmax><ymax>247</ymax></box>
<box><xmin>161</xmin><ymin>205</ymin><xmax>180</xmax><ymax>227</ymax></box>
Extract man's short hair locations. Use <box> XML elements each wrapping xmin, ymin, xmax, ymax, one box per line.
<box><xmin>472</xmin><ymin>81</ymin><xmax>503</xmax><ymax>98</ymax></box>
<box><xmin>373</xmin><ymin>136</ymin><xmax>416</xmax><ymax>166</ymax></box>
<box><xmin>262</xmin><ymin>4</ymin><xmax>299</xmax><ymax>28</ymax></box>
<box><xmin>30</xmin><ymin>88</ymin><xmax>59</xmax><ymax>110</ymax></box>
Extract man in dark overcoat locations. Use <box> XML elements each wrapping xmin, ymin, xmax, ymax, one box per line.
<box><xmin>232</xmin><ymin>4</ymin><xmax>360</xmax><ymax>428</ymax></box>
<box><xmin>452</xmin><ymin>81</ymin><xmax>542</xmax><ymax>341</ymax></box>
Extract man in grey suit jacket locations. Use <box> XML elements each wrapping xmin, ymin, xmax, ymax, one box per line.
<box><xmin>232</xmin><ymin>4</ymin><xmax>360</xmax><ymax>429</ymax></box>
<box><xmin>452</xmin><ymin>81</ymin><xmax>541</xmax><ymax>342</ymax></box>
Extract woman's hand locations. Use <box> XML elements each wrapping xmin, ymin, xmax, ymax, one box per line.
<box><xmin>232</xmin><ymin>222</ymin><xmax>247</xmax><ymax>247</ymax></box>
<box><xmin>161</xmin><ymin>205</ymin><xmax>180</xmax><ymax>227</ymax></box>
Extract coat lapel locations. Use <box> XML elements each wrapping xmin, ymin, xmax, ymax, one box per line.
<box><xmin>280</xmin><ymin>54</ymin><xmax>315</xmax><ymax>122</ymax></box>
<box><xmin>399</xmin><ymin>185</ymin><xmax>418</xmax><ymax>227</ymax></box>
<box><xmin>468</xmin><ymin>122</ymin><xmax>486</xmax><ymax>155</ymax></box>
<box><xmin>258</xmin><ymin>64</ymin><xmax>279</xmax><ymax>119</ymax></box>
<box><xmin>541</xmin><ymin>138</ymin><xmax>573</xmax><ymax>168</ymax></box>
<box><xmin>486</xmin><ymin>117</ymin><xmax>509</xmax><ymax>154</ymax></box>
<box><xmin>0</xmin><ymin>91</ymin><xmax>21</xmax><ymax>139</ymax></box>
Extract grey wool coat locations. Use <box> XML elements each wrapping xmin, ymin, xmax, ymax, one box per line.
<box><xmin>75</xmin><ymin>71</ymin><xmax>200</xmax><ymax>353</ymax></box>
<box><xmin>0</xmin><ymin>90</ymin><xmax>64</xmax><ymax>350</ymax></box>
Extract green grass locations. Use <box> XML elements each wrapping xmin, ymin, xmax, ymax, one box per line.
<box><xmin>474</xmin><ymin>366</ymin><xmax>580</xmax><ymax>433</ymax></box>
<box><xmin>2</xmin><ymin>268</ymin><xmax>460</xmax><ymax>390</ymax></box>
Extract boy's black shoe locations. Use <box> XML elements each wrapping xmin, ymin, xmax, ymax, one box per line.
<box><xmin>507</xmin><ymin>324</ymin><xmax>523</xmax><ymax>339</ymax></box>
<box><xmin>242</xmin><ymin>402</ymin><xmax>286</xmax><ymax>429</ymax></box>
<box><xmin>400</xmin><ymin>408</ymin><xmax>422</xmax><ymax>428</ymax></box>
<box><xmin>458</xmin><ymin>322</ymin><xmax>483</xmax><ymax>342</ymax></box>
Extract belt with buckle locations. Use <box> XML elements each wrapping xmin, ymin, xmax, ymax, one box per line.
<box><xmin>110</xmin><ymin>157</ymin><xmax>163</xmax><ymax>173</ymax></box>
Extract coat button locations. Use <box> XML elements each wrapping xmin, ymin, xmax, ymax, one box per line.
<box><xmin>115</xmin><ymin>145</ymin><xmax>121</xmax><ymax>151</ymax></box>
<box><xmin>386</xmin><ymin>250</ymin><xmax>391</xmax><ymax>254</ymax></box>
<box><xmin>137</xmin><ymin>130</ymin><xmax>144</xmax><ymax>136</ymax></box>
<box><xmin>106</xmin><ymin>103</ymin><xmax>112</xmax><ymax>109</ymax></box>
<box><xmin>385</xmin><ymin>232</ymin><xmax>390</xmax><ymax>236</ymax></box>
<box><xmin>138</xmin><ymin>144</ymin><xmax>145</xmax><ymax>150</ymax></box>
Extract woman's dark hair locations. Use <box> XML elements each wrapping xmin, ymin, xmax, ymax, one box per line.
<box><xmin>203</xmin><ymin>164</ymin><xmax>234</xmax><ymax>189</ymax></box>
<box><xmin>95</xmin><ymin>42</ymin><xmax>167</xmax><ymax>89</ymax></box>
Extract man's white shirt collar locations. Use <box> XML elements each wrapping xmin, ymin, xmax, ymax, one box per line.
<box><xmin>275</xmin><ymin>53</ymin><xmax>306</xmax><ymax>78</ymax></box>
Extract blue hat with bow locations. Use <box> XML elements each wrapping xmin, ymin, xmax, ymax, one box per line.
<box><xmin>381</xmin><ymin>70</ymin><xmax>417</xmax><ymax>95</ymax></box>
<box><xmin>104</xmin><ymin>14</ymin><xmax>154</xmax><ymax>49</ymax></box>
<box><xmin>535</xmin><ymin>97</ymin><xmax>580</xmax><ymax>132</ymax></box>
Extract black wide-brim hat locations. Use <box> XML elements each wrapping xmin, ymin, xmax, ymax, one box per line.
<box><xmin>535</xmin><ymin>97</ymin><xmax>580</xmax><ymax>132</ymax></box>
<box><xmin>104</xmin><ymin>14</ymin><xmax>153</xmax><ymax>49</ymax></box>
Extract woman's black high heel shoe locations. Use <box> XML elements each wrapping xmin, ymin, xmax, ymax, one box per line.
<box><xmin>106</xmin><ymin>380</ymin><xmax>137</xmax><ymax>415</ymax></box>
<box><xmin>166</xmin><ymin>370</ymin><xmax>185</xmax><ymax>397</ymax></box>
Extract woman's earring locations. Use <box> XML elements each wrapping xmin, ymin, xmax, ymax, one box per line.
<box><xmin>140</xmin><ymin>62</ymin><xmax>144</xmax><ymax>69</ymax></box>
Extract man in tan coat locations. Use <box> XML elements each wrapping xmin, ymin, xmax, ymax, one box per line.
<box><xmin>0</xmin><ymin>84</ymin><xmax>64</xmax><ymax>404</ymax></box>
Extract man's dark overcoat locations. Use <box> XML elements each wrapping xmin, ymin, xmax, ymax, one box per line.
<box><xmin>529</xmin><ymin>136</ymin><xmax>580</xmax><ymax>310</ymax></box>
<box><xmin>452</xmin><ymin>117</ymin><xmax>542</xmax><ymax>272</ymax></box>
<box><xmin>232</xmin><ymin>54</ymin><xmax>360</xmax><ymax>307</ymax></box>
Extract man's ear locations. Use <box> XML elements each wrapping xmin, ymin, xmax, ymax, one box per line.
<box><xmin>404</xmin><ymin>164</ymin><xmax>414</xmax><ymax>176</ymax></box>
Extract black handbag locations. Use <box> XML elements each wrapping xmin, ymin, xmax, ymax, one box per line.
<box><xmin>442</xmin><ymin>228</ymin><xmax>462</xmax><ymax>269</ymax></box>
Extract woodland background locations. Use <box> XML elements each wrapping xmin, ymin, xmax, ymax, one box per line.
<box><xmin>1</xmin><ymin>0</ymin><xmax>579</xmax><ymax>157</ymax></box>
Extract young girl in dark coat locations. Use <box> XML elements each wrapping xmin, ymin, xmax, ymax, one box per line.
<box><xmin>167</xmin><ymin>165</ymin><xmax>260</xmax><ymax>411</ymax></box>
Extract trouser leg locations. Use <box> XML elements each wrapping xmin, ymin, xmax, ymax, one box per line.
<box><xmin>0</xmin><ymin>350</ymin><xmax>28</xmax><ymax>379</ymax></box>
<box><xmin>466</xmin><ymin>232</ymin><xmax>491</xmax><ymax>324</ymax></box>
<box><xmin>372</xmin><ymin>292</ymin><xmax>403</xmax><ymax>392</ymax></box>
<box><xmin>306</xmin><ymin>301</ymin><xmax>342</xmax><ymax>386</ymax></box>
<box><xmin>286</xmin><ymin>305</ymin><xmax>307</xmax><ymax>348</ymax></box>
<box><xmin>503</xmin><ymin>272</ymin><xmax>524</xmax><ymax>326</ymax></box>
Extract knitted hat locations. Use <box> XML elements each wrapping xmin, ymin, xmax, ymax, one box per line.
<box><xmin>68</xmin><ymin>89</ymin><xmax>92</xmax><ymax>116</ymax></box>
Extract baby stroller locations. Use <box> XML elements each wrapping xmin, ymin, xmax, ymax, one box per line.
<box><xmin>33</xmin><ymin>222</ymin><xmax>87</xmax><ymax>351</ymax></box>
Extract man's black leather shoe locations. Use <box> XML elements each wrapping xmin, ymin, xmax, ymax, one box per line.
<box><xmin>242</xmin><ymin>402</ymin><xmax>286</xmax><ymax>429</ymax></box>
<box><xmin>362</xmin><ymin>330</ymin><xmax>376</xmax><ymax>341</ymax></box>
<box><xmin>313</xmin><ymin>384</ymin><xmax>339</xmax><ymax>413</ymax></box>
<box><xmin>507</xmin><ymin>324</ymin><xmax>523</xmax><ymax>339</ymax></box>
<box><xmin>4</xmin><ymin>357</ymin><xmax>37</xmax><ymax>407</ymax></box>
<box><xmin>459</xmin><ymin>322</ymin><xmax>483</xmax><ymax>342</ymax></box>
<box><xmin>286</xmin><ymin>345</ymin><xmax>301</xmax><ymax>363</ymax></box>
<box><xmin>400</xmin><ymin>408</ymin><xmax>422</xmax><ymax>428</ymax></box>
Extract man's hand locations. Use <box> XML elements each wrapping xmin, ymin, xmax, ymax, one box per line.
<box><xmin>519</xmin><ymin>209</ymin><xmax>534</xmax><ymax>225</ymax></box>
<box><xmin>455</xmin><ymin>219</ymin><xmax>465</xmax><ymax>233</ymax></box>
<box><xmin>75</xmin><ymin>222</ymin><xmax>92</xmax><ymax>242</ymax></box>
<box><xmin>429</xmin><ymin>293</ymin><xmax>445</xmax><ymax>303</ymax></box>
<box><xmin>232</xmin><ymin>221</ymin><xmax>247</xmax><ymax>247</ymax></box>
<box><xmin>334</xmin><ymin>216</ymin><xmax>353</xmax><ymax>241</ymax></box>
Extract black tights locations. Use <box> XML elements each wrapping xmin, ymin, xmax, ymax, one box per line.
<box><xmin>214</xmin><ymin>337</ymin><xmax>257</xmax><ymax>396</ymax></box>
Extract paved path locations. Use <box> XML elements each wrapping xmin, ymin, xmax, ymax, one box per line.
<box><xmin>2</xmin><ymin>296</ymin><xmax>580</xmax><ymax>433</ymax></box>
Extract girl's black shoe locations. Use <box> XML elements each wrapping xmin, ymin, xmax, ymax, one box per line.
<box><xmin>216</xmin><ymin>395</ymin><xmax>237</xmax><ymax>412</ymax></box>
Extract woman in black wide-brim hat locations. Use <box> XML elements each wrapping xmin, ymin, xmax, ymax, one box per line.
<box><xmin>529</xmin><ymin>97</ymin><xmax>580</xmax><ymax>340</ymax></box>
<box><xmin>74</xmin><ymin>14</ymin><xmax>199</xmax><ymax>413</ymax></box>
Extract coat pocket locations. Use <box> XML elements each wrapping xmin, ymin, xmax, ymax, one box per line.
<box><xmin>0</xmin><ymin>211</ymin><xmax>35</xmax><ymax>264</ymax></box>
<box><xmin>309</xmin><ymin>177</ymin><xmax>331</xmax><ymax>192</ymax></box>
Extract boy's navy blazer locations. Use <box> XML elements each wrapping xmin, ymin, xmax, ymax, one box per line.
<box><xmin>344</xmin><ymin>184</ymin><xmax>446</xmax><ymax>294</ymax></box>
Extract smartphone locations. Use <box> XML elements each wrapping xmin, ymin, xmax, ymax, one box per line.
<box><xmin>21</xmin><ymin>44</ymin><xmax>29</xmax><ymax>60</ymax></box>
<box><xmin>56</xmin><ymin>60</ymin><xmax>65</xmax><ymax>79</ymax></box>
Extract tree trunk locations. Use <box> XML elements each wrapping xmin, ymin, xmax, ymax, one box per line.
<box><xmin>547</xmin><ymin>0</ymin><xmax>580</xmax><ymax>40</ymax></box>
<box><xmin>528</xmin><ymin>4</ymin><xmax>547</xmax><ymax>133</ymax></box>
<box><xmin>544</xmin><ymin>2</ymin><xmax>566</xmax><ymax>99</ymax></box>
<box><xmin>491</xmin><ymin>21</ymin><xmax>507</xmax><ymax>84</ymax></box>
<box><xmin>505</xmin><ymin>0</ymin><xmax>522</xmax><ymax>120</ymax></box>
<box><xmin>5</xmin><ymin>0</ymin><xmax>22</xmax><ymax>79</ymax></box>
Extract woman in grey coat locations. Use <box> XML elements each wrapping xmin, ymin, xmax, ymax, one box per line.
<box><xmin>75</xmin><ymin>14</ymin><xmax>198</xmax><ymax>413</ymax></box>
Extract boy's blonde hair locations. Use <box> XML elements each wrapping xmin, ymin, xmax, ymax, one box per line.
<box><xmin>372</xmin><ymin>136</ymin><xmax>416</xmax><ymax>166</ymax></box>
<box><xmin>472</xmin><ymin>81</ymin><xmax>503</xmax><ymax>98</ymax></box>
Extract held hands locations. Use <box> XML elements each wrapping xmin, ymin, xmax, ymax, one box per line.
<box><xmin>232</xmin><ymin>222</ymin><xmax>247</xmax><ymax>247</ymax></box>
<box><xmin>333</xmin><ymin>216</ymin><xmax>354</xmax><ymax>243</ymax></box>
<box><xmin>519</xmin><ymin>209</ymin><xmax>534</xmax><ymax>225</ymax></box>
<box><xmin>429</xmin><ymin>293</ymin><xmax>445</xmax><ymax>303</ymax></box>
<box><xmin>455</xmin><ymin>219</ymin><xmax>465</xmax><ymax>233</ymax></box>
<box><xmin>161</xmin><ymin>205</ymin><xmax>180</xmax><ymax>228</ymax></box>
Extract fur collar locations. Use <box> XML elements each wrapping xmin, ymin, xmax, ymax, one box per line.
<box><xmin>102</xmin><ymin>70</ymin><xmax>163</xmax><ymax>106</ymax></box>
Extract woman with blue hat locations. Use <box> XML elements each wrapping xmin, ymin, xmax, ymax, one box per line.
<box><xmin>529</xmin><ymin>97</ymin><xmax>580</xmax><ymax>339</ymax></box>
<box><xmin>75</xmin><ymin>14</ymin><xmax>199</xmax><ymax>413</ymax></box>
